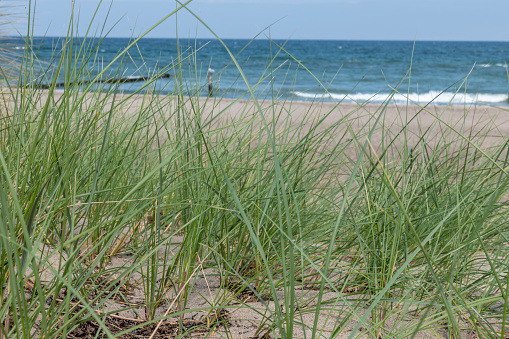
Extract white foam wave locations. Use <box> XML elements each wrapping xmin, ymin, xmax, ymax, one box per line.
<box><xmin>13</xmin><ymin>46</ymin><xmax>25</xmax><ymax>50</ymax></box>
<box><xmin>477</xmin><ymin>63</ymin><xmax>507</xmax><ymax>68</ymax></box>
<box><xmin>293</xmin><ymin>91</ymin><xmax>508</xmax><ymax>105</ymax></box>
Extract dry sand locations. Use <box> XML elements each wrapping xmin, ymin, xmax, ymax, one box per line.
<box><xmin>39</xmin><ymin>90</ymin><xmax>509</xmax><ymax>149</ymax></box>
<box><xmin>102</xmin><ymin>93</ymin><xmax>509</xmax><ymax>153</ymax></box>
<box><xmin>39</xmin><ymin>235</ymin><xmax>474</xmax><ymax>339</ymax></box>
<box><xmin>204</xmin><ymin>98</ymin><xmax>509</xmax><ymax>148</ymax></box>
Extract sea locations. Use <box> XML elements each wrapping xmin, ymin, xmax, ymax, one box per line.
<box><xmin>3</xmin><ymin>37</ymin><xmax>509</xmax><ymax>105</ymax></box>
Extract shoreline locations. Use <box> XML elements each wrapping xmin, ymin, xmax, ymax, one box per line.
<box><xmin>49</xmin><ymin>88</ymin><xmax>509</xmax><ymax>108</ymax></box>
<box><xmin>50</xmin><ymin>88</ymin><xmax>509</xmax><ymax>108</ymax></box>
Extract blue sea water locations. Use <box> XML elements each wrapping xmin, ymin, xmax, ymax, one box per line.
<box><xmin>4</xmin><ymin>37</ymin><xmax>509</xmax><ymax>105</ymax></box>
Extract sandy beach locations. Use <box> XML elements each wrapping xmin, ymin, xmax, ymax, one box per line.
<box><xmin>69</xmin><ymin>88</ymin><xmax>509</xmax><ymax>141</ymax></box>
<box><xmin>26</xmin><ymin>92</ymin><xmax>505</xmax><ymax>338</ymax></box>
<box><xmin>105</xmin><ymin>93</ymin><xmax>509</xmax><ymax>154</ymax></box>
<box><xmin>205</xmin><ymin>98</ymin><xmax>509</xmax><ymax>137</ymax></box>
<box><xmin>3</xmin><ymin>87</ymin><xmax>504</xmax><ymax>338</ymax></box>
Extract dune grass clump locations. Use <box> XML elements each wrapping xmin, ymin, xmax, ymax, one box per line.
<box><xmin>0</xmin><ymin>3</ymin><xmax>508</xmax><ymax>338</ymax></box>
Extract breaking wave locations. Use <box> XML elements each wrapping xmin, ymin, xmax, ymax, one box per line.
<box><xmin>293</xmin><ymin>91</ymin><xmax>508</xmax><ymax>105</ymax></box>
<box><xmin>477</xmin><ymin>63</ymin><xmax>507</xmax><ymax>68</ymax></box>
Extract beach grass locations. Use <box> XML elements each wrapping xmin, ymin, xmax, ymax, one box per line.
<box><xmin>0</xmin><ymin>2</ymin><xmax>508</xmax><ymax>338</ymax></box>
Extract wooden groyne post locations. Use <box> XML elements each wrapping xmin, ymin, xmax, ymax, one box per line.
<box><xmin>30</xmin><ymin>73</ymin><xmax>171</xmax><ymax>89</ymax></box>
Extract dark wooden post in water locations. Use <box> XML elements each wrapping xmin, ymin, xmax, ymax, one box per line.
<box><xmin>207</xmin><ymin>68</ymin><xmax>214</xmax><ymax>97</ymax></box>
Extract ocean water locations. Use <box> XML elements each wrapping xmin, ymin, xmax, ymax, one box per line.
<box><xmin>4</xmin><ymin>37</ymin><xmax>509</xmax><ymax>105</ymax></box>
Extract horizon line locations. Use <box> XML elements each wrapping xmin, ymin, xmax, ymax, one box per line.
<box><xmin>6</xmin><ymin>35</ymin><xmax>509</xmax><ymax>43</ymax></box>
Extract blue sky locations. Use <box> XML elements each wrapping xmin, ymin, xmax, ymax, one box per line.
<box><xmin>25</xmin><ymin>0</ymin><xmax>509</xmax><ymax>41</ymax></box>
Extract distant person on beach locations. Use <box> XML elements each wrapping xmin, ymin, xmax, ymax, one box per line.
<box><xmin>208</xmin><ymin>68</ymin><xmax>214</xmax><ymax>97</ymax></box>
